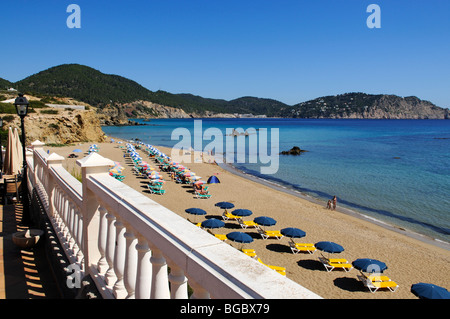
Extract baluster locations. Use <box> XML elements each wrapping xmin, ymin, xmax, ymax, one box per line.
<box><xmin>105</xmin><ymin>212</ymin><xmax>117</xmax><ymax>288</ymax></box>
<box><xmin>61</xmin><ymin>196</ymin><xmax>70</xmax><ymax>248</ymax></box>
<box><xmin>150</xmin><ymin>247</ymin><xmax>170</xmax><ymax>299</ymax></box>
<box><xmin>97</xmin><ymin>206</ymin><xmax>109</xmax><ymax>275</ymax></box>
<box><xmin>189</xmin><ymin>280</ymin><xmax>210</xmax><ymax>299</ymax></box>
<box><xmin>72</xmin><ymin>207</ymin><xmax>79</xmax><ymax>257</ymax></box>
<box><xmin>113</xmin><ymin>218</ymin><xmax>127</xmax><ymax>298</ymax></box>
<box><xmin>67</xmin><ymin>203</ymin><xmax>76</xmax><ymax>255</ymax></box>
<box><xmin>135</xmin><ymin>236</ymin><xmax>152</xmax><ymax>299</ymax></box>
<box><xmin>168</xmin><ymin>264</ymin><xmax>188</xmax><ymax>299</ymax></box>
<box><xmin>123</xmin><ymin>224</ymin><xmax>138</xmax><ymax>299</ymax></box>
<box><xmin>76</xmin><ymin>211</ymin><xmax>84</xmax><ymax>268</ymax></box>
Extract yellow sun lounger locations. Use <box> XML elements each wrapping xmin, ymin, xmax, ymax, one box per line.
<box><xmin>241</xmin><ymin>248</ymin><xmax>257</xmax><ymax>259</ymax></box>
<box><xmin>222</xmin><ymin>212</ymin><xmax>240</xmax><ymax>221</ymax></box>
<box><xmin>289</xmin><ymin>241</ymin><xmax>317</xmax><ymax>254</ymax></box>
<box><xmin>214</xmin><ymin>234</ymin><xmax>227</xmax><ymax>241</ymax></box>
<box><xmin>257</xmin><ymin>258</ymin><xmax>286</xmax><ymax>276</ymax></box>
<box><xmin>318</xmin><ymin>256</ymin><xmax>353</xmax><ymax>272</ymax></box>
<box><xmin>238</xmin><ymin>219</ymin><xmax>259</xmax><ymax>229</ymax></box>
<box><xmin>357</xmin><ymin>274</ymin><xmax>399</xmax><ymax>293</ymax></box>
<box><xmin>257</xmin><ymin>228</ymin><xmax>284</xmax><ymax>240</ymax></box>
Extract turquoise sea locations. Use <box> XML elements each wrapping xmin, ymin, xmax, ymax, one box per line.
<box><xmin>102</xmin><ymin>118</ymin><xmax>450</xmax><ymax>245</ymax></box>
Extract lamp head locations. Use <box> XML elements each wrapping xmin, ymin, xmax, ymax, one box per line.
<box><xmin>14</xmin><ymin>93</ymin><xmax>29</xmax><ymax>117</ymax></box>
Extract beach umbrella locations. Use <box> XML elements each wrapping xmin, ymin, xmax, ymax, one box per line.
<box><xmin>3</xmin><ymin>127</ymin><xmax>21</xmax><ymax>175</ymax></box>
<box><xmin>207</xmin><ymin>175</ymin><xmax>220</xmax><ymax>184</ymax></box>
<box><xmin>281</xmin><ymin>227</ymin><xmax>306</xmax><ymax>239</ymax></box>
<box><xmin>231</xmin><ymin>209</ymin><xmax>253</xmax><ymax>217</ymax></box>
<box><xmin>13</xmin><ymin>128</ymin><xmax>23</xmax><ymax>167</ymax></box>
<box><xmin>201</xmin><ymin>218</ymin><xmax>225</xmax><ymax>229</ymax></box>
<box><xmin>315</xmin><ymin>241</ymin><xmax>344</xmax><ymax>254</ymax></box>
<box><xmin>215</xmin><ymin>202</ymin><xmax>235</xmax><ymax>213</ymax></box>
<box><xmin>215</xmin><ymin>202</ymin><xmax>234</xmax><ymax>208</ymax></box>
<box><xmin>411</xmin><ymin>283</ymin><xmax>450</xmax><ymax>299</ymax></box>
<box><xmin>185</xmin><ymin>208</ymin><xmax>207</xmax><ymax>216</ymax></box>
<box><xmin>352</xmin><ymin>258</ymin><xmax>387</xmax><ymax>273</ymax></box>
<box><xmin>73</xmin><ymin>149</ymin><xmax>82</xmax><ymax>153</ymax></box>
<box><xmin>226</xmin><ymin>232</ymin><xmax>254</xmax><ymax>244</ymax></box>
<box><xmin>254</xmin><ymin>216</ymin><xmax>276</xmax><ymax>227</ymax></box>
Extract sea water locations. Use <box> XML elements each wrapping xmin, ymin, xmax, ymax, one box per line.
<box><xmin>102</xmin><ymin>118</ymin><xmax>450</xmax><ymax>244</ymax></box>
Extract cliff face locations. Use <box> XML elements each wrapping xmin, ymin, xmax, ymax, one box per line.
<box><xmin>6</xmin><ymin>109</ymin><xmax>105</xmax><ymax>145</ymax></box>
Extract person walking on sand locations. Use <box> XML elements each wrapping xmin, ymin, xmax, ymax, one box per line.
<box><xmin>332</xmin><ymin>196</ymin><xmax>337</xmax><ymax>210</ymax></box>
<box><xmin>326</xmin><ymin>200</ymin><xmax>332</xmax><ymax>210</ymax></box>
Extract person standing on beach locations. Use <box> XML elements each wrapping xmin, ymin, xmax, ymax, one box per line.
<box><xmin>332</xmin><ymin>196</ymin><xmax>337</xmax><ymax>210</ymax></box>
<box><xmin>326</xmin><ymin>200</ymin><xmax>332</xmax><ymax>209</ymax></box>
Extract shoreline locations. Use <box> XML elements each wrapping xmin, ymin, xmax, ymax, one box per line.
<box><xmin>217</xmin><ymin>161</ymin><xmax>450</xmax><ymax>252</ymax></box>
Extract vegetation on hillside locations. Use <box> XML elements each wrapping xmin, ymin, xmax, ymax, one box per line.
<box><xmin>1</xmin><ymin>64</ymin><xmax>447</xmax><ymax>119</ymax></box>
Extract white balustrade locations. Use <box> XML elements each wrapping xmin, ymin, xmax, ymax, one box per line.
<box><xmin>26</xmin><ymin>140</ymin><xmax>321</xmax><ymax>299</ymax></box>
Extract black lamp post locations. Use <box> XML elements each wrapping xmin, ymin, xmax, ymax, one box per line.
<box><xmin>14</xmin><ymin>93</ymin><xmax>31</xmax><ymax>226</ymax></box>
<box><xmin>0</xmin><ymin>117</ymin><xmax>3</xmax><ymax>174</ymax></box>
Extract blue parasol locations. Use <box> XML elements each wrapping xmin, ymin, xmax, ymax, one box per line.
<box><xmin>231</xmin><ymin>209</ymin><xmax>253</xmax><ymax>217</ymax></box>
<box><xmin>315</xmin><ymin>241</ymin><xmax>344</xmax><ymax>254</ymax></box>
<box><xmin>281</xmin><ymin>227</ymin><xmax>306</xmax><ymax>238</ymax></box>
<box><xmin>226</xmin><ymin>232</ymin><xmax>254</xmax><ymax>244</ymax></box>
<box><xmin>185</xmin><ymin>208</ymin><xmax>207</xmax><ymax>216</ymax></box>
<box><xmin>254</xmin><ymin>216</ymin><xmax>276</xmax><ymax>227</ymax></box>
<box><xmin>411</xmin><ymin>283</ymin><xmax>450</xmax><ymax>299</ymax></box>
<box><xmin>352</xmin><ymin>258</ymin><xmax>387</xmax><ymax>273</ymax></box>
<box><xmin>215</xmin><ymin>202</ymin><xmax>235</xmax><ymax>209</ymax></box>
<box><xmin>73</xmin><ymin>149</ymin><xmax>82</xmax><ymax>153</ymax></box>
<box><xmin>201</xmin><ymin>218</ymin><xmax>225</xmax><ymax>229</ymax></box>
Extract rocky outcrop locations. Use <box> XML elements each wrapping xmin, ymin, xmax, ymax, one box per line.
<box><xmin>4</xmin><ymin>109</ymin><xmax>106</xmax><ymax>145</ymax></box>
<box><xmin>280</xmin><ymin>146</ymin><xmax>308</xmax><ymax>155</ymax></box>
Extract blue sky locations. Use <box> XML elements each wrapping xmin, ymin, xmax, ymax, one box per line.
<box><xmin>1</xmin><ymin>0</ymin><xmax>449</xmax><ymax>108</ymax></box>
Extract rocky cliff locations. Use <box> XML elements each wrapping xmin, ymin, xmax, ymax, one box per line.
<box><xmin>0</xmin><ymin>95</ymin><xmax>105</xmax><ymax>144</ymax></box>
<box><xmin>2</xmin><ymin>107</ymin><xmax>105</xmax><ymax>145</ymax></box>
<box><xmin>284</xmin><ymin>93</ymin><xmax>449</xmax><ymax>119</ymax></box>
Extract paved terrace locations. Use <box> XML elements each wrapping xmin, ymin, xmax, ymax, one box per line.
<box><xmin>0</xmin><ymin>203</ymin><xmax>61</xmax><ymax>299</ymax></box>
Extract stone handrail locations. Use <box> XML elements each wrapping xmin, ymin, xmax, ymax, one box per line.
<box><xmin>27</xmin><ymin>141</ymin><xmax>321</xmax><ymax>299</ymax></box>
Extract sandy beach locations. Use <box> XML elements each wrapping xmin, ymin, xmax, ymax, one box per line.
<box><xmin>46</xmin><ymin>139</ymin><xmax>450</xmax><ymax>299</ymax></box>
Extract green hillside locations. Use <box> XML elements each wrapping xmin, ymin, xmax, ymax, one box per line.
<box><xmin>16</xmin><ymin>64</ymin><xmax>154</xmax><ymax>106</ymax></box>
<box><xmin>2</xmin><ymin>64</ymin><xmax>447</xmax><ymax>119</ymax></box>
<box><xmin>0</xmin><ymin>77</ymin><xmax>12</xmax><ymax>90</ymax></box>
<box><xmin>13</xmin><ymin>64</ymin><xmax>291</xmax><ymax>115</ymax></box>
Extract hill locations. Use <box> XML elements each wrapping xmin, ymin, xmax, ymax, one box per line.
<box><xmin>3</xmin><ymin>64</ymin><xmax>449</xmax><ymax>119</ymax></box>
<box><xmin>0</xmin><ymin>77</ymin><xmax>12</xmax><ymax>90</ymax></box>
<box><xmin>281</xmin><ymin>93</ymin><xmax>449</xmax><ymax>119</ymax></box>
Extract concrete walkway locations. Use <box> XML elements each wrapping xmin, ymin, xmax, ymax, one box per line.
<box><xmin>0</xmin><ymin>203</ymin><xmax>61</xmax><ymax>299</ymax></box>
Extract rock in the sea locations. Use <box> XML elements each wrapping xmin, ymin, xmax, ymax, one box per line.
<box><xmin>280</xmin><ymin>146</ymin><xmax>308</xmax><ymax>155</ymax></box>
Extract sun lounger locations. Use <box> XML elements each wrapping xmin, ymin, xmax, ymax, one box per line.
<box><xmin>238</xmin><ymin>218</ymin><xmax>258</xmax><ymax>229</ymax></box>
<box><xmin>147</xmin><ymin>185</ymin><xmax>166</xmax><ymax>195</ymax></box>
<box><xmin>214</xmin><ymin>234</ymin><xmax>227</xmax><ymax>241</ymax></box>
<box><xmin>289</xmin><ymin>241</ymin><xmax>316</xmax><ymax>254</ymax></box>
<box><xmin>222</xmin><ymin>212</ymin><xmax>240</xmax><ymax>221</ymax></box>
<box><xmin>241</xmin><ymin>248</ymin><xmax>257</xmax><ymax>259</ymax></box>
<box><xmin>318</xmin><ymin>256</ymin><xmax>353</xmax><ymax>272</ymax></box>
<box><xmin>195</xmin><ymin>191</ymin><xmax>211</xmax><ymax>199</ymax></box>
<box><xmin>257</xmin><ymin>228</ymin><xmax>284</xmax><ymax>240</ymax></box>
<box><xmin>257</xmin><ymin>258</ymin><xmax>286</xmax><ymax>276</ymax></box>
<box><xmin>357</xmin><ymin>273</ymin><xmax>399</xmax><ymax>293</ymax></box>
